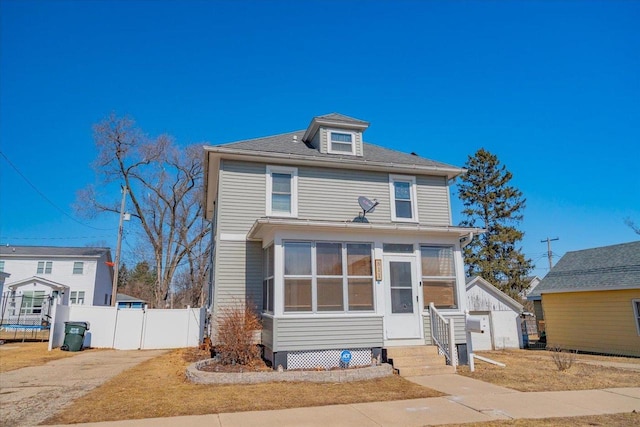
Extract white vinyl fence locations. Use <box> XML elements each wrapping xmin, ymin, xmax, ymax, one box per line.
<box><xmin>48</xmin><ymin>303</ymin><xmax>205</xmax><ymax>351</ymax></box>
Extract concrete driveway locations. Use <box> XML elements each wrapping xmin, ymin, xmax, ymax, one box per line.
<box><xmin>0</xmin><ymin>348</ymin><xmax>167</xmax><ymax>427</ymax></box>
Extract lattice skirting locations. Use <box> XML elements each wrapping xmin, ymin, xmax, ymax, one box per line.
<box><xmin>287</xmin><ymin>348</ymin><xmax>373</xmax><ymax>370</ymax></box>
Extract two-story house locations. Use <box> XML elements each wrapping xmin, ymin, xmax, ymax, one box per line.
<box><xmin>203</xmin><ymin>113</ymin><xmax>483</xmax><ymax>370</ymax></box>
<box><xmin>0</xmin><ymin>246</ymin><xmax>113</xmax><ymax>324</ymax></box>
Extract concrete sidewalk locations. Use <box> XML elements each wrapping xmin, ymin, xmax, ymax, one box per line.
<box><xmin>49</xmin><ymin>375</ymin><xmax>640</xmax><ymax>427</ymax></box>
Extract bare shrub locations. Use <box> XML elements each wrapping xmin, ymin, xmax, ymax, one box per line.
<box><xmin>550</xmin><ymin>346</ymin><xmax>576</xmax><ymax>371</ymax></box>
<box><xmin>215</xmin><ymin>303</ymin><xmax>262</xmax><ymax>366</ymax></box>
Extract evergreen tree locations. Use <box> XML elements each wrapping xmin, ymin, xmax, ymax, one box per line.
<box><xmin>458</xmin><ymin>148</ymin><xmax>533</xmax><ymax>296</ymax></box>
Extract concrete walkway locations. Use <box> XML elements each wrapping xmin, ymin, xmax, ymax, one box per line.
<box><xmin>47</xmin><ymin>374</ymin><xmax>640</xmax><ymax>427</ymax></box>
<box><xmin>0</xmin><ymin>348</ymin><xmax>167</xmax><ymax>427</ymax></box>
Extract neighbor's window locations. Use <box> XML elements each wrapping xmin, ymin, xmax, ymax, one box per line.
<box><xmin>634</xmin><ymin>299</ymin><xmax>640</xmax><ymax>336</ymax></box>
<box><xmin>73</xmin><ymin>262</ymin><xmax>84</xmax><ymax>275</ymax></box>
<box><xmin>20</xmin><ymin>290</ymin><xmax>46</xmax><ymax>315</ymax></box>
<box><xmin>37</xmin><ymin>261</ymin><xmax>53</xmax><ymax>274</ymax></box>
<box><xmin>389</xmin><ymin>175</ymin><xmax>418</xmax><ymax>221</ymax></box>
<box><xmin>421</xmin><ymin>246</ymin><xmax>457</xmax><ymax>309</ymax></box>
<box><xmin>266</xmin><ymin>165</ymin><xmax>298</xmax><ymax>217</ymax></box>
<box><xmin>283</xmin><ymin>241</ymin><xmax>374</xmax><ymax>313</ymax></box>
<box><xmin>70</xmin><ymin>291</ymin><xmax>86</xmax><ymax>305</ymax></box>
<box><xmin>328</xmin><ymin>131</ymin><xmax>355</xmax><ymax>155</ymax></box>
<box><xmin>262</xmin><ymin>245</ymin><xmax>274</xmax><ymax>312</ymax></box>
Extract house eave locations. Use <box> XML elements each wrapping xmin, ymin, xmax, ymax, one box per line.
<box><xmin>247</xmin><ymin>218</ymin><xmax>485</xmax><ymax>241</ymax></box>
<box><xmin>539</xmin><ymin>284</ymin><xmax>640</xmax><ymax>295</ymax></box>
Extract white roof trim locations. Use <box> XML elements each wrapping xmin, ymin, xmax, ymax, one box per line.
<box><xmin>247</xmin><ymin>218</ymin><xmax>485</xmax><ymax>241</ymax></box>
<box><xmin>539</xmin><ymin>284</ymin><xmax>640</xmax><ymax>295</ymax></box>
<box><xmin>6</xmin><ymin>276</ymin><xmax>70</xmax><ymax>291</ymax></box>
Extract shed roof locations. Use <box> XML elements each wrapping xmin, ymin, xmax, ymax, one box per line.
<box><xmin>529</xmin><ymin>240</ymin><xmax>640</xmax><ymax>298</ymax></box>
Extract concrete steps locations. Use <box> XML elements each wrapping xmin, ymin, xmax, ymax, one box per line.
<box><xmin>385</xmin><ymin>345</ymin><xmax>455</xmax><ymax>376</ymax></box>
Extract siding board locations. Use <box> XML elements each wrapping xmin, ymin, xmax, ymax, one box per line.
<box><xmin>543</xmin><ymin>289</ymin><xmax>640</xmax><ymax>357</ymax></box>
<box><xmin>273</xmin><ymin>316</ymin><xmax>383</xmax><ymax>351</ymax></box>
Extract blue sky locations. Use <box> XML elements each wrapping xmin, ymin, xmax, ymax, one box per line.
<box><xmin>1</xmin><ymin>0</ymin><xmax>638</xmax><ymax>278</ymax></box>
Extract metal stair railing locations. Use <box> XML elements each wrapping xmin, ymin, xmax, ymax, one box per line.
<box><xmin>429</xmin><ymin>302</ymin><xmax>458</xmax><ymax>371</ymax></box>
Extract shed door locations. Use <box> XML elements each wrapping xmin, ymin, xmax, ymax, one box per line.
<box><xmin>470</xmin><ymin>312</ymin><xmax>493</xmax><ymax>351</ymax></box>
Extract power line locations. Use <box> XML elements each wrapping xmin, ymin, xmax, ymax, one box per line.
<box><xmin>0</xmin><ymin>150</ymin><xmax>112</xmax><ymax>231</ymax></box>
<box><xmin>541</xmin><ymin>237</ymin><xmax>559</xmax><ymax>270</ymax></box>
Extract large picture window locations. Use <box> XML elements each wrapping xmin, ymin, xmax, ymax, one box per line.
<box><xmin>20</xmin><ymin>291</ymin><xmax>45</xmax><ymax>315</ymax></box>
<box><xmin>266</xmin><ymin>165</ymin><xmax>298</xmax><ymax>217</ymax></box>
<box><xmin>283</xmin><ymin>241</ymin><xmax>374</xmax><ymax>313</ymax></box>
<box><xmin>421</xmin><ymin>246</ymin><xmax>457</xmax><ymax>309</ymax></box>
<box><xmin>389</xmin><ymin>175</ymin><xmax>418</xmax><ymax>222</ymax></box>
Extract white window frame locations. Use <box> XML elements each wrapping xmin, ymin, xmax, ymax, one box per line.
<box><xmin>266</xmin><ymin>165</ymin><xmax>298</xmax><ymax>218</ymax></box>
<box><xmin>633</xmin><ymin>299</ymin><xmax>640</xmax><ymax>336</ymax></box>
<box><xmin>420</xmin><ymin>245</ymin><xmax>458</xmax><ymax>310</ymax></box>
<box><xmin>282</xmin><ymin>240</ymin><xmax>375</xmax><ymax>314</ymax></box>
<box><xmin>389</xmin><ymin>174</ymin><xmax>419</xmax><ymax>222</ymax></box>
<box><xmin>37</xmin><ymin>261</ymin><xmax>53</xmax><ymax>275</ymax></box>
<box><xmin>73</xmin><ymin>262</ymin><xmax>84</xmax><ymax>275</ymax></box>
<box><xmin>70</xmin><ymin>291</ymin><xmax>86</xmax><ymax>305</ymax></box>
<box><xmin>327</xmin><ymin>130</ymin><xmax>356</xmax><ymax>155</ymax></box>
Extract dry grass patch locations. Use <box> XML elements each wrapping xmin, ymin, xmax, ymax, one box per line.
<box><xmin>447</xmin><ymin>411</ymin><xmax>639</xmax><ymax>426</ymax></box>
<box><xmin>459</xmin><ymin>349</ymin><xmax>640</xmax><ymax>392</ymax></box>
<box><xmin>43</xmin><ymin>348</ymin><xmax>444</xmax><ymax>425</ymax></box>
<box><xmin>0</xmin><ymin>342</ymin><xmax>85</xmax><ymax>372</ymax></box>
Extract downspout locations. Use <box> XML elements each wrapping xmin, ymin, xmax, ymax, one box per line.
<box><xmin>460</xmin><ymin>232</ymin><xmax>474</xmax><ymax>248</ymax></box>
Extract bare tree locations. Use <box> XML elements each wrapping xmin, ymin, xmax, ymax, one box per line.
<box><xmin>624</xmin><ymin>217</ymin><xmax>640</xmax><ymax>235</ymax></box>
<box><xmin>77</xmin><ymin>113</ymin><xmax>211</xmax><ymax>308</ymax></box>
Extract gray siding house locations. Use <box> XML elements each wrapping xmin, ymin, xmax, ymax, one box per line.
<box><xmin>203</xmin><ymin>113</ymin><xmax>483</xmax><ymax>369</ymax></box>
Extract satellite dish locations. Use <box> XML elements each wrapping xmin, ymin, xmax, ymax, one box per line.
<box><xmin>358</xmin><ymin>196</ymin><xmax>379</xmax><ymax>219</ymax></box>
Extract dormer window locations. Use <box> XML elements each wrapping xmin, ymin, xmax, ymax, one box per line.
<box><xmin>328</xmin><ymin>131</ymin><xmax>356</xmax><ymax>155</ymax></box>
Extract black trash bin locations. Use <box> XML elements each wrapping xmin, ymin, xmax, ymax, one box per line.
<box><xmin>61</xmin><ymin>321</ymin><xmax>89</xmax><ymax>351</ymax></box>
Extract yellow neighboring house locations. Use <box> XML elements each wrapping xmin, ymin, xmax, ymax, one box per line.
<box><xmin>528</xmin><ymin>241</ymin><xmax>640</xmax><ymax>357</ymax></box>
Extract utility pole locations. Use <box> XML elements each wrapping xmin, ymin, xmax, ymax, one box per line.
<box><xmin>111</xmin><ymin>186</ymin><xmax>128</xmax><ymax>306</ymax></box>
<box><xmin>541</xmin><ymin>237</ymin><xmax>559</xmax><ymax>271</ymax></box>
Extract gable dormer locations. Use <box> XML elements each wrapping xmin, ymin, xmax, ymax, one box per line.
<box><xmin>302</xmin><ymin>113</ymin><xmax>369</xmax><ymax>156</ymax></box>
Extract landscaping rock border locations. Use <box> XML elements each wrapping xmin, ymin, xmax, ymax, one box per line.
<box><xmin>186</xmin><ymin>359</ymin><xmax>394</xmax><ymax>384</ymax></box>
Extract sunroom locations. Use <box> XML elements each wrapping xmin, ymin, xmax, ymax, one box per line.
<box><xmin>248</xmin><ymin>218</ymin><xmax>479</xmax><ymax>370</ymax></box>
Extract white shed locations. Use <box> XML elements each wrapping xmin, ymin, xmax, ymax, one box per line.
<box><xmin>466</xmin><ymin>276</ymin><xmax>524</xmax><ymax>350</ymax></box>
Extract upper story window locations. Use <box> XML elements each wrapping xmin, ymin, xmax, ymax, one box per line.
<box><xmin>266</xmin><ymin>165</ymin><xmax>298</xmax><ymax>217</ymax></box>
<box><xmin>0</xmin><ymin>260</ymin><xmax>4</xmax><ymax>272</ymax></box>
<box><xmin>328</xmin><ymin>131</ymin><xmax>356</xmax><ymax>155</ymax></box>
<box><xmin>73</xmin><ymin>262</ymin><xmax>84</xmax><ymax>275</ymax></box>
<box><xmin>37</xmin><ymin>261</ymin><xmax>53</xmax><ymax>275</ymax></box>
<box><xmin>389</xmin><ymin>175</ymin><xmax>418</xmax><ymax>222</ymax></box>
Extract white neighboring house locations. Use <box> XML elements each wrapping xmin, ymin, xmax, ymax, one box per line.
<box><xmin>466</xmin><ymin>276</ymin><xmax>525</xmax><ymax>350</ymax></box>
<box><xmin>0</xmin><ymin>246</ymin><xmax>113</xmax><ymax>325</ymax></box>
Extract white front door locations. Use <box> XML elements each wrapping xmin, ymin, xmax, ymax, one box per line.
<box><xmin>384</xmin><ymin>255</ymin><xmax>421</xmax><ymax>339</ymax></box>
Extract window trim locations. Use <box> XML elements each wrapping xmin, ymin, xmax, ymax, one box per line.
<box><xmin>282</xmin><ymin>240</ymin><xmax>375</xmax><ymax>314</ymax></box>
<box><xmin>420</xmin><ymin>245</ymin><xmax>458</xmax><ymax>310</ymax></box>
<box><xmin>327</xmin><ymin>130</ymin><xmax>357</xmax><ymax>155</ymax></box>
<box><xmin>262</xmin><ymin>245</ymin><xmax>275</xmax><ymax>313</ymax></box>
<box><xmin>37</xmin><ymin>261</ymin><xmax>53</xmax><ymax>275</ymax></box>
<box><xmin>266</xmin><ymin>165</ymin><xmax>298</xmax><ymax>218</ymax></box>
<box><xmin>70</xmin><ymin>290</ymin><xmax>86</xmax><ymax>305</ymax></box>
<box><xmin>633</xmin><ymin>299</ymin><xmax>640</xmax><ymax>336</ymax></box>
<box><xmin>73</xmin><ymin>262</ymin><xmax>84</xmax><ymax>275</ymax></box>
<box><xmin>389</xmin><ymin>174</ymin><xmax>419</xmax><ymax>222</ymax></box>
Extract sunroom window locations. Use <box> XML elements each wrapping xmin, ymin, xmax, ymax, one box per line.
<box><xmin>283</xmin><ymin>241</ymin><xmax>374</xmax><ymax>313</ymax></box>
<box><xmin>328</xmin><ymin>131</ymin><xmax>355</xmax><ymax>155</ymax></box>
<box><xmin>421</xmin><ymin>246</ymin><xmax>457</xmax><ymax>309</ymax></box>
<box><xmin>262</xmin><ymin>245</ymin><xmax>274</xmax><ymax>312</ymax></box>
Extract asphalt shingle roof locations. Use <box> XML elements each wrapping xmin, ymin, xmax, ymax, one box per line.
<box><xmin>0</xmin><ymin>246</ymin><xmax>111</xmax><ymax>257</ymax></box>
<box><xmin>213</xmin><ymin>130</ymin><xmax>460</xmax><ymax>171</ymax></box>
<box><xmin>529</xmin><ymin>241</ymin><xmax>640</xmax><ymax>297</ymax></box>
